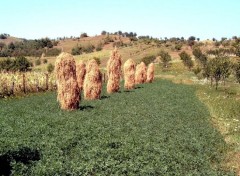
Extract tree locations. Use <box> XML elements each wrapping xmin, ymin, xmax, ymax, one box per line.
<box><xmin>192</xmin><ymin>48</ymin><xmax>207</xmax><ymax>67</ymax></box>
<box><xmin>234</xmin><ymin>61</ymin><xmax>240</xmax><ymax>83</ymax></box>
<box><xmin>80</xmin><ymin>33</ymin><xmax>88</xmax><ymax>38</ymax></box>
<box><xmin>187</xmin><ymin>36</ymin><xmax>196</xmax><ymax>48</ymax></box>
<box><xmin>0</xmin><ymin>42</ymin><xmax>5</xmax><ymax>50</ymax></box>
<box><xmin>101</xmin><ymin>30</ymin><xmax>107</xmax><ymax>35</ymax></box>
<box><xmin>47</xmin><ymin>63</ymin><xmax>54</xmax><ymax>73</ymax></box>
<box><xmin>14</xmin><ymin>56</ymin><xmax>31</xmax><ymax>72</ymax></box>
<box><xmin>179</xmin><ymin>51</ymin><xmax>194</xmax><ymax>70</ymax></box>
<box><xmin>8</xmin><ymin>42</ymin><xmax>15</xmax><ymax>50</ymax></box>
<box><xmin>158</xmin><ymin>50</ymin><xmax>171</xmax><ymax>68</ymax></box>
<box><xmin>141</xmin><ymin>55</ymin><xmax>155</xmax><ymax>66</ymax></box>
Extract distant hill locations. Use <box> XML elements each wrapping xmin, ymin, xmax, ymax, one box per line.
<box><xmin>0</xmin><ymin>35</ymin><xmax>23</xmax><ymax>45</ymax></box>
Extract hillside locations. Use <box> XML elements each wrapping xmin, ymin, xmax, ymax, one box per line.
<box><xmin>0</xmin><ymin>36</ymin><xmax>23</xmax><ymax>45</ymax></box>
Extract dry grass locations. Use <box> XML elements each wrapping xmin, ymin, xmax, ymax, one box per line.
<box><xmin>76</xmin><ymin>60</ymin><xmax>86</xmax><ymax>91</ymax></box>
<box><xmin>146</xmin><ymin>63</ymin><xmax>154</xmax><ymax>83</ymax></box>
<box><xmin>107</xmin><ymin>48</ymin><xmax>122</xmax><ymax>93</ymax></box>
<box><xmin>123</xmin><ymin>59</ymin><xmax>136</xmax><ymax>90</ymax></box>
<box><xmin>83</xmin><ymin>59</ymin><xmax>102</xmax><ymax>100</ymax></box>
<box><xmin>135</xmin><ymin>62</ymin><xmax>147</xmax><ymax>84</ymax></box>
<box><xmin>55</xmin><ymin>52</ymin><xmax>80</xmax><ymax>110</ymax></box>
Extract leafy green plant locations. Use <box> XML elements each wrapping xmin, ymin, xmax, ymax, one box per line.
<box><xmin>0</xmin><ymin>80</ymin><xmax>233</xmax><ymax>175</ymax></box>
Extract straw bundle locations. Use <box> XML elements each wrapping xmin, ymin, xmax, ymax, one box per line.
<box><xmin>107</xmin><ymin>48</ymin><xmax>122</xmax><ymax>93</ymax></box>
<box><xmin>147</xmin><ymin>63</ymin><xmax>155</xmax><ymax>83</ymax></box>
<box><xmin>123</xmin><ymin>59</ymin><xmax>136</xmax><ymax>90</ymax></box>
<box><xmin>135</xmin><ymin>62</ymin><xmax>147</xmax><ymax>84</ymax></box>
<box><xmin>76</xmin><ymin>60</ymin><xmax>86</xmax><ymax>91</ymax></box>
<box><xmin>83</xmin><ymin>59</ymin><xmax>102</xmax><ymax>100</ymax></box>
<box><xmin>55</xmin><ymin>52</ymin><xmax>80</xmax><ymax>110</ymax></box>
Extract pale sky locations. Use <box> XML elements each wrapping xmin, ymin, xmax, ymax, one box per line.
<box><xmin>1</xmin><ymin>0</ymin><xmax>240</xmax><ymax>40</ymax></box>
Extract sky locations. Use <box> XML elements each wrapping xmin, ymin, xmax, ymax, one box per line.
<box><xmin>1</xmin><ymin>0</ymin><xmax>240</xmax><ymax>40</ymax></box>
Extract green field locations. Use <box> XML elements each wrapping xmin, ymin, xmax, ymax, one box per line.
<box><xmin>0</xmin><ymin>79</ymin><xmax>234</xmax><ymax>175</ymax></box>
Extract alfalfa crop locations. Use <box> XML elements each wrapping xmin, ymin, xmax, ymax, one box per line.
<box><xmin>123</xmin><ymin>59</ymin><xmax>136</xmax><ymax>90</ymax></box>
<box><xmin>107</xmin><ymin>48</ymin><xmax>122</xmax><ymax>93</ymax></box>
<box><xmin>83</xmin><ymin>59</ymin><xmax>102</xmax><ymax>100</ymax></box>
<box><xmin>55</xmin><ymin>52</ymin><xmax>80</xmax><ymax>110</ymax></box>
<box><xmin>147</xmin><ymin>63</ymin><xmax>155</xmax><ymax>83</ymax></box>
<box><xmin>76</xmin><ymin>60</ymin><xmax>86</xmax><ymax>91</ymax></box>
<box><xmin>135</xmin><ymin>62</ymin><xmax>147</xmax><ymax>84</ymax></box>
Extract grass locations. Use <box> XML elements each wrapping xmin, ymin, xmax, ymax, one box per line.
<box><xmin>0</xmin><ymin>79</ymin><xmax>234</xmax><ymax>175</ymax></box>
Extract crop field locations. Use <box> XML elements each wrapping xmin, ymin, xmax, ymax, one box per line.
<box><xmin>0</xmin><ymin>79</ymin><xmax>235</xmax><ymax>175</ymax></box>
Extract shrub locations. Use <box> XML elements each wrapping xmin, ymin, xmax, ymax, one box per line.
<box><xmin>141</xmin><ymin>55</ymin><xmax>155</xmax><ymax>66</ymax></box>
<box><xmin>35</xmin><ymin>59</ymin><xmax>41</xmax><ymax>66</ymax></box>
<box><xmin>175</xmin><ymin>43</ymin><xmax>182</xmax><ymax>51</ymax></box>
<box><xmin>93</xmin><ymin>57</ymin><xmax>101</xmax><ymax>65</ymax></box>
<box><xmin>45</xmin><ymin>48</ymin><xmax>61</xmax><ymax>57</ymax></box>
<box><xmin>43</xmin><ymin>59</ymin><xmax>48</xmax><ymax>64</ymax></box>
<box><xmin>234</xmin><ymin>61</ymin><xmax>240</xmax><ymax>83</ymax></box>
<box><xmin>80</xmin><ymin>33</ymin><xmax>88</xmax><ymax>38</ymax></box>
<box><xmin>47</xmin><ymin>63</ymin><xmax>54</xmax><ymax>73</ymax></box>
<box><xmin>14</xmin><ymin>56</ymin><xmax>32</xmax><ymax>72</ymax></box>
<box><xmin>179</xmin><ymin>51</ymin><xmax>194</xmax><ymax>70</ymax></box>
<box><xmin>158</xmin><ymin>50</ymin><xmax>171</xmax><ymax>68</ymax></box>
<box><xmin>71</xmin><ymin>46</ymin><xmax>82</xmax><ymax>55</ymax></box>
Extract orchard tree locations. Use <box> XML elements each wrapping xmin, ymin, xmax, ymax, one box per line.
<box><xmin>158</xmin><ymin>50</ymin><xmax>171</xmax><ymax>68</ymax></box>
<box><xmin>192</xmin><ymin>48</ymin><xmax>207</xmax><ymax>67</ymax></box>
<box><xmin>179</xmin><ymin>51</ymin><xmax>194</xmax><ymax>70</ymax></box>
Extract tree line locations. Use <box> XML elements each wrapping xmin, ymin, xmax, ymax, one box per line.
<box><xmin>0</xmin><ymin>38</ymin><xmax>61</xmax><ymax>57</ymax></box>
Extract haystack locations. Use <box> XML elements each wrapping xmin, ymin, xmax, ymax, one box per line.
<box><xmin>135</xmin><ymin>62</ymin><xmax>147</xmax><ymax>84</ymax></box>
<box><xmin>147</xmin><ymin>63</ymin><xmax>155</xmax><ymax>83</ymax></box>
<box><xmin>83</xmin><ymin>59</ymin><xmax>102</xmax><ymax>100</ymax></box>
<box><xmin>123</xmin><ymin>59</ymin><xmax>136</xmax><ymax>90</ymax></box>
<box><xmin>76</xmin><ymin>60</ymin><xmax>86</xmax><ymax>91</ymax></box>
<box><xmin>107</xmin><ymin>48</ymin><xmax>122</xmax><ymax>93</ymax></box>
<box><xmin>55</xmin><ymin>52</ymin><xmax>80</xmax><ymax>110</ymax></box>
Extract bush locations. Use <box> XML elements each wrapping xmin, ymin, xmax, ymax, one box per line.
<box><xmin>234</xmin><ymin>61</ymin><xmax>240</xmax><ymax>83</ymax></box>
<box><xmin>158</xmin><ymin>50</ymin><xmax>171</xmax><ymax>68</ymax></box>
<box><xmin>45</xmin><ymin>48</ymin><xmax>61</xmax><ymax>57</ymax></box>
<box><xmin>175</xmin><ymin>43</ymin><xmax>182</xmax><ymax>51</ymax></box>
<box><xmin>14</xmin><ymin>56</ymin><xmax>32</xmax><ymax>72</ymax></box>
<box><xmin>35</xmin><ymin>59</ymin><xmax>41</xmax><ymax>66</ymax></box>
<box><xmin>179</xmin><ymin>51</ymin><xmax>194</xmax><ymax>70</ymax></box>
<box><xmin>93</xmin><ymin>57</ymin><xmax>101</xmax><ymax>65</ymax></box>
<box><xmin>43</xmin><ymin>59</ymin><xmax>48</xmax><ymax>64</ymax></box>
<box><xmin>141</xmin><ymin>55</ymin><xmax>155</xmax><ymax>66</ymax></box>
<box><xmin>71</xmin><ymin>46</ymin><xmax>82</xmax><ymax>55</ymax></box>
<box><xmin>80</xmin><ymin>33</ymin><xmax>88</xmax><ymax>38</ymax></box>
<box><xmin>47</xmin><ymin>63</ymin><xmax>54</xmax><ymax>73</ymax></box>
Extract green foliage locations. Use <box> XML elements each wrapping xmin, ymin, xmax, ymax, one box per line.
<box><xmin>35</xmin><ymin>59</ymin><xmax>41</xmax><ymax>66</ymax></box>
<box><xmin>0</xmin><ymin>57</ymin><xmax>31</xmax><ymax>72</ymax></box>
<box><xmin>43</xmin><ymin>59</ymin><xmax>48</xmax><ymax>64</ymax></box>
<box><xmin>93</xmin><ymin>57</ymin><xmax>101</xmax><ymax>65</ymax></box>
<box><xmin>45</xmin><ymin>48</ymin><xmax>61</xmax><ymax>57</ymax></box>
<box><xmin>47</xmin><ymin>63</ymin><xmax>54</xmax><ymax>73</ymax></box>
<box><xmin>95</xmin><ymin>42</ymin><xmax>103</xmax><ymax>51</ymax></box>
<box><xmin>0</xmin><ymin>38</ymin><xmax>55</xmax><ymax>57</ymax></box>
<box><xmin>71</xmin><ymin>46</ymin><xmax>82</xmax><ymax>55</ymax></box>
<box><xmin>179</xmin><ymin>51</ymin><xmax>194</xmax><ymax>70</ymax></box>
<box><xmin>0</xmin><ymin>80</ymin><xmax>232</xmax><ymax>175</ymax></box>
<box><xmin>158</xmin><ymin>50</ymin><xmax>171</xmax><ymax>68</ymax></box>
<box><xmin>14</xmin><ymin>56</ymin><xmax>32</xmax><ymax>72</ymax></box>
<box><xmin>80</xmin><ymin>33</ymin><xmax>88</xmax><ymax>38</ymax></box>
<box><xmin>174</xmin><ymin>43</ymin><xmax>182</xmax><ymax>51</ymax></box>
<box><xmin>234</xmin><ymin>61</ymin><xmax>240</xmax><ymax>83</ymax></box>
<box><xmin>192</xmin><ymin>48</ymin><xmax>207</xmax><ymax>67</ymax></box>
<box><xmin>141</xmin><ymin>55</ymin><xmax>155</xmax><ymax>65</ymax></box>
<box><xmin>204</xmin><ymin>57</ymin><xmax>231</xmax><ymax>89</ymax></box>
